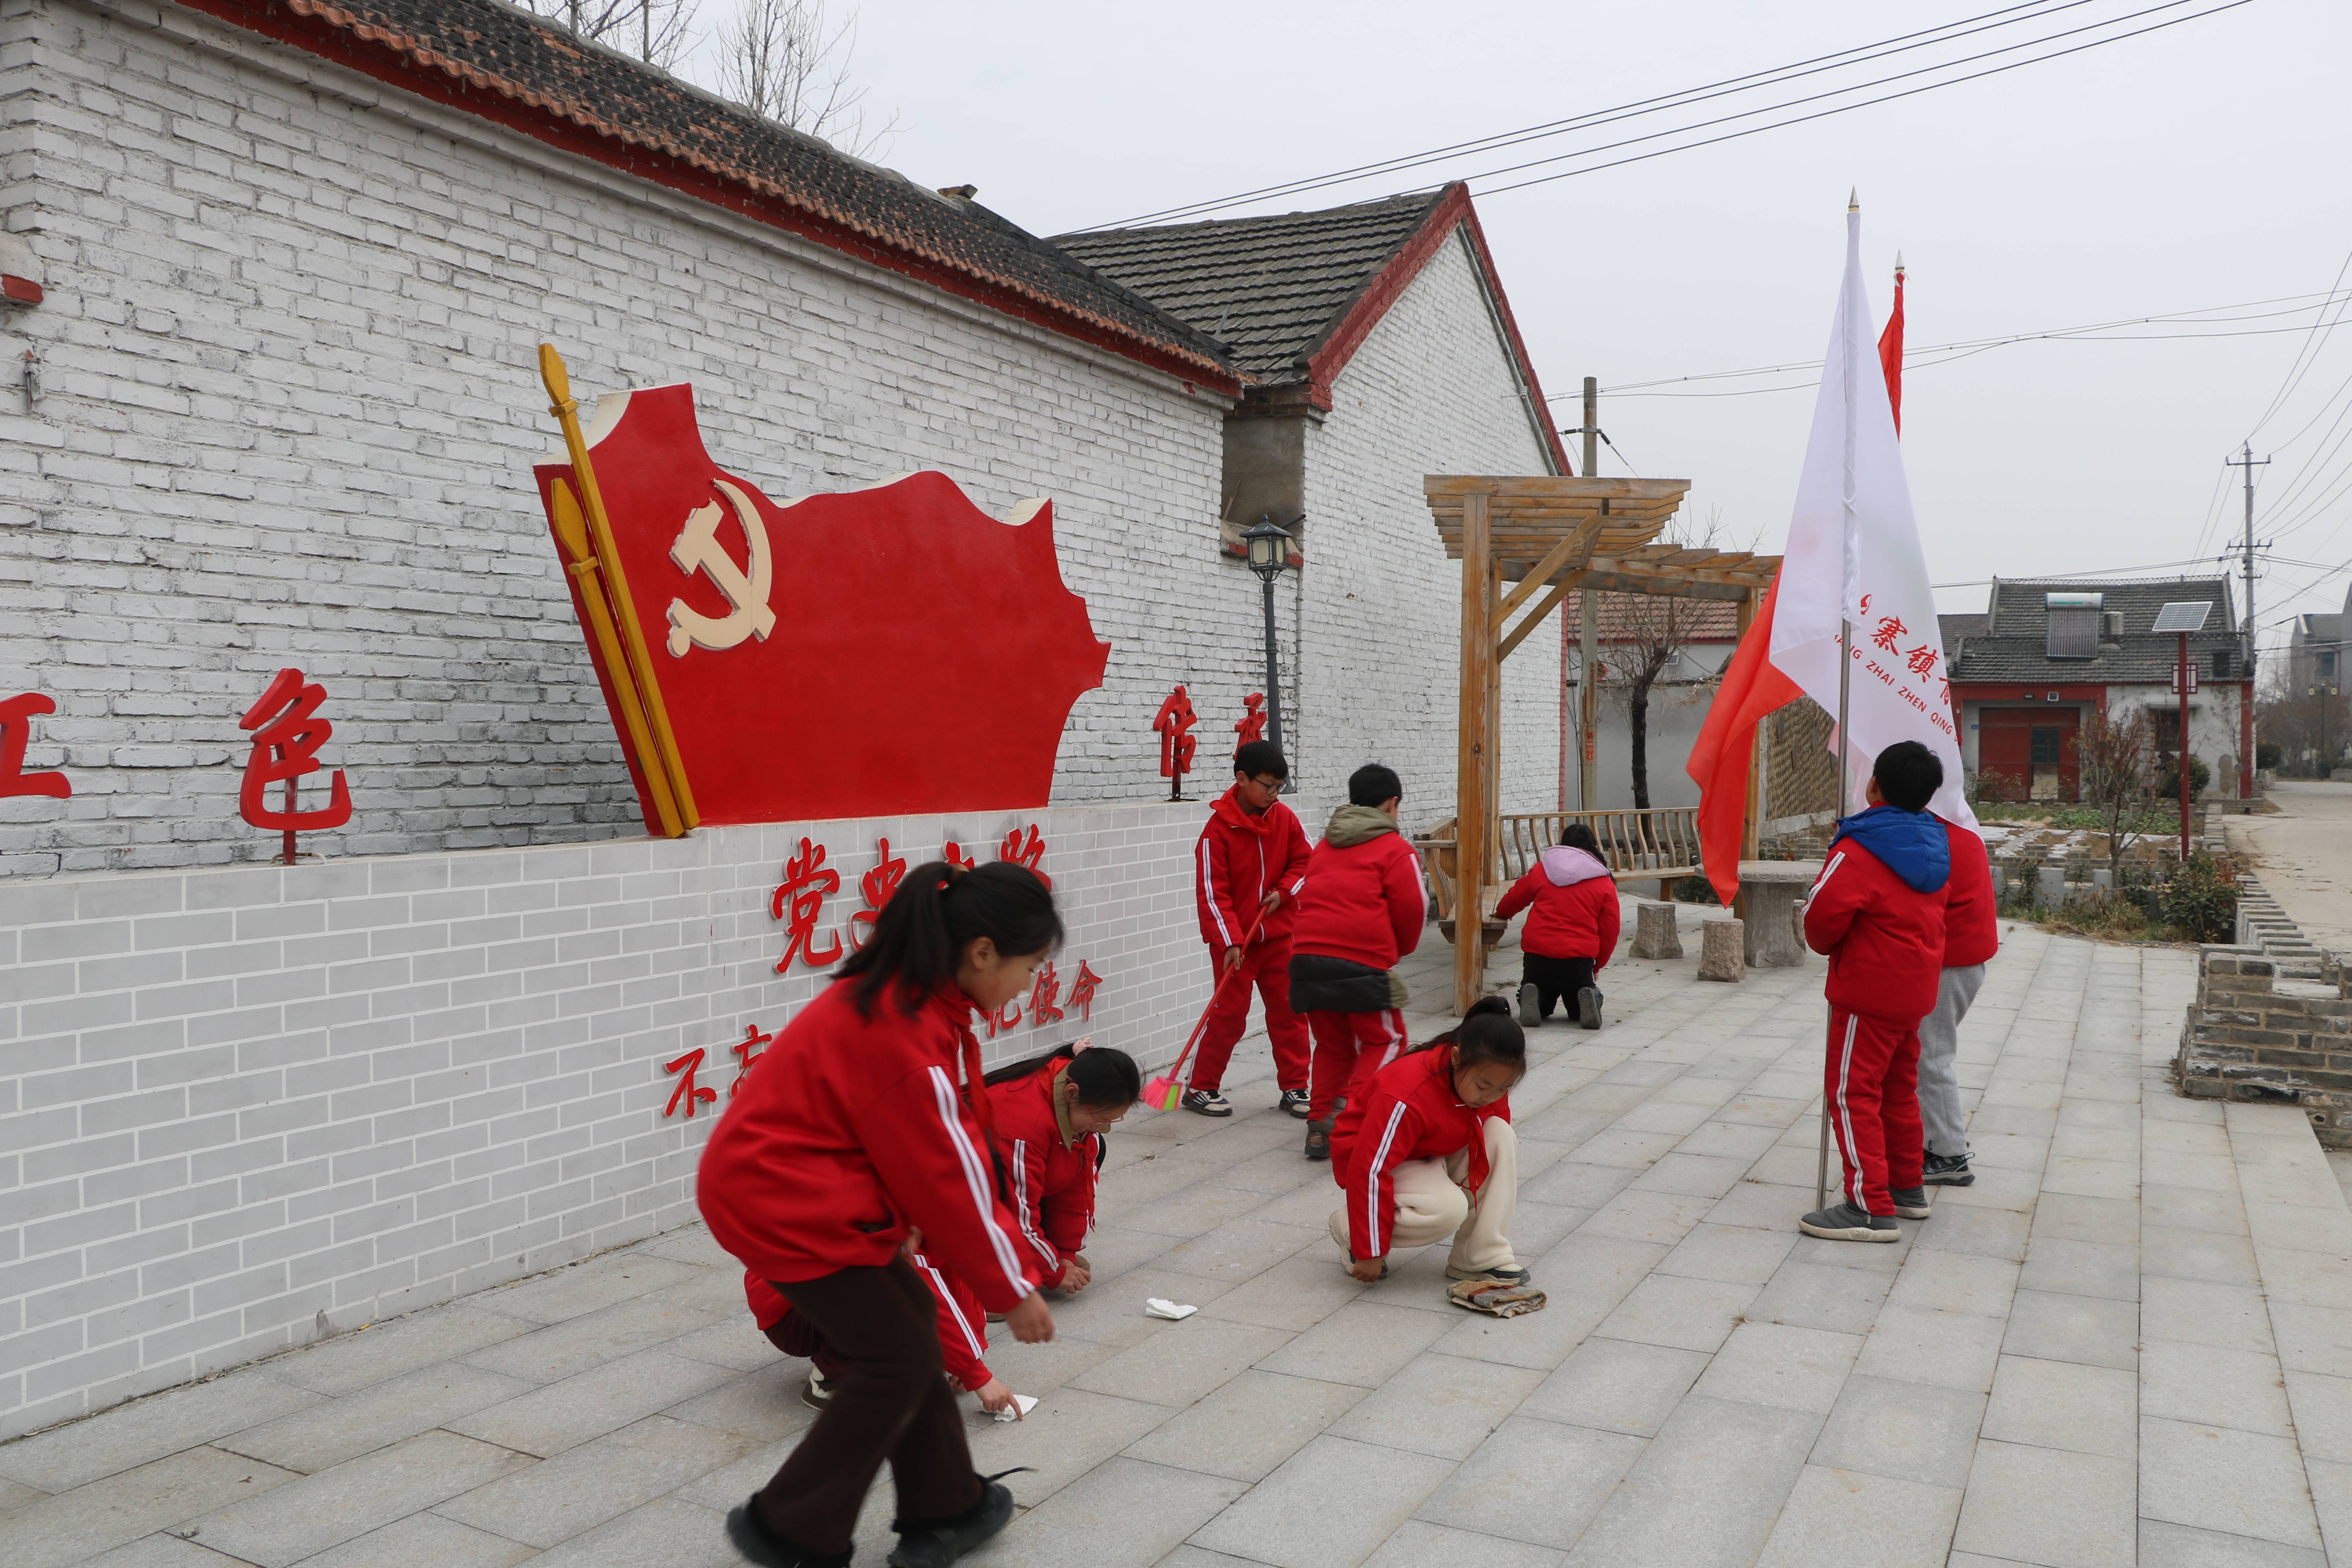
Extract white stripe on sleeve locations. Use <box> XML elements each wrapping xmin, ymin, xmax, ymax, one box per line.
<box><xmin>1810</xmin><ymin>851</ymin><xmax>1847</xmax><ymax>898</ymax></box>
<box><xmin>917</xmin><ymin>1255</ymin><xmax>989</xmax><ymax>1363</ymax></box>
<box><xmin>1200</xmin><ymin>837</ymin><xmax>1234</xmax><ymax>946</ymax></box>
<box><xmin>1363</xmin><ymin>1102</ymin><xmax>1411</xmax><ymax>1256</ymax></box>
<box><xmin>925</xmin><ymin>1065</ymin><xmax>1030</xmax><ymax>1299</ymax></box>
<box><xmin>1011</xmin><ymin>1138</ymin><xmax>1058</xmax><ymax>1272</ymax></box>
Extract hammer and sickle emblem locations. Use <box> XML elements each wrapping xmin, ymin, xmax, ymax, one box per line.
<box><xmin>665</xmin><ymin>479</ymin><xmax>777</xmax><ymax>657</ymax></box>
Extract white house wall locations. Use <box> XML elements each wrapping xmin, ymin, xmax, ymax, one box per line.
<box><xmin>0</xmin><ymin>0</ymin><xmax>1275</xmax><ymax>876</ymax></box>
<box><xmin>1295</xmin><ymin>232</ymin><xmax>1562</xmax><ymax>830</ymax></box>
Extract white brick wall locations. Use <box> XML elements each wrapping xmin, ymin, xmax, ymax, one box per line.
<box><xmin>0</xmin><ymin>801</ymin><xmax>1215</xmax><ymax>1439</ymax></box>
<box><xmin>1296</xmin><ymin>232</ymin><xmax>1566</xmax><ymax>831</ymax></box>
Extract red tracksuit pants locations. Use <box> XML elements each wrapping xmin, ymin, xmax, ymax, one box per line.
<box><xmin>1192</xmin><ymin>935</ymin><xmax>1310</xmax><ymax>1094</ymax></box>
<box><xmin>1824</xmin><ymin>1006</ymin><xmax>1925</xmax><ymax>1217</ymax></box>
<box><xmin>1306</xmin><ymin>1007</ymin><xmax>1408</xmax><ymax>1123</ymax></box>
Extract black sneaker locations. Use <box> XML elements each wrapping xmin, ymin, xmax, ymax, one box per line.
<box><xmin>1576</xmin><ymin>987</ymin><xmax>1603</xmax><ymax>1031</ymax></box>
<box><xmin>1279</xmin><ymin>1089</ymin><xmax>1310</xmax><ymax>1118</ymax></box>
<box><xmin>800</xmin><ymin>1368</ymin><xmax>833</xmax><ymax>1412</ymax></box>
<box><xmin>726</xmin><ymin>1497</ymin><xmax>853</xmax><ymax>1568</ymax></box>
<box><xmin>1516</xmin><ymin>983</ymin><xmax>1543</xmax><ymax>1028</ymax></box>
<box><xmin>1890</xmin><ymin>1187</ymin><xmax>1933</xmax><ymax>1220</ymax></box>
<box><xmin>888</xmin><ymin>1471</ymin><xmax>1024</xmax><ymax>1568</ymax></box>
<box><xmin>1922</xmin><ymin>1151</ymin><xmax>1975</xmax><ymax>1187</ymax></box>
<box><xmin>1799</xmin><ymin>1203</ymin><xmax>1901</xmax><ymax>1242</ymax></box>
<box><xmin>1181</xmin><ymin>1089</ymin><xmax>1232</xmax><ymax>1118</ymax></box>
<box><xmin>1304</xmin><ymin>1120</ymin><xmax>1331</xmax><ymax>1161</ymax></box>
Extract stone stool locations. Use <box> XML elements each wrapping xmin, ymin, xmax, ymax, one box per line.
<box><xmin>1698</xmin><ymin>918</ymin><xmax>1745</xmax><ymax>981</ymax></box>
<box><xmin>1738</xmin><ymin>859</ymin><xmax>1822</xmax><ymax>968</ymax></box>
<box><xmin>1631</xmin><ymin>900</ymin><xmax>1683</xmax><ymax>960</ymax></box>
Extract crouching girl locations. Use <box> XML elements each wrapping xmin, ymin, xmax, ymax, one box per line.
<box><xmin>745</xmin><ymin>1254</ymin><xmax>1025</xmax><ymax>1419</ymax></box>
<box><xmin>985</xmin><ymin>1042</ymin><xmax>1140</xmax><ymax>1295</ymax></box>
<box><xmin>1327</xmin><ymin>996</ymin><xmax>1545</xmax><ymax>1315</ymax></box>
<box><xmin>698</xmin><ymin>862</ymin><xmax>1058</xmax><ymax>1568</ymax></box>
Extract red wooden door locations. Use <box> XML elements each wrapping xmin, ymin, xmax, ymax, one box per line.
<box><xmin>1979</xmin><ymin>711</ymin><xmax>2034</xmax><ymax>801</ymax></box>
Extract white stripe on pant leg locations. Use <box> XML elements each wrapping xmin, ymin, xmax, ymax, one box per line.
<box><xmin>1834</xmin><ymin>1014</ymin><xmax>1866</xmax><ymax>1210</ymax></box>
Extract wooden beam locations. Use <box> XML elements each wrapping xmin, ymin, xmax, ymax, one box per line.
<box><xmin>1455</xmin><ymin>490</ymin><xmax>1493</xmax><ymax>1019</ymax></box>
<box><xmin>1497</xmin><ymin>574</ymin><xmax>1580</xmax><ymax>661</ymax></box>
<box><xmin>1495</xmin><ymin>517</ymin><xmax>1602</xmax><ymax>623</ymax></box>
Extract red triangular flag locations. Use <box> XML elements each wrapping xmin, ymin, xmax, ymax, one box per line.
<box><xmin>1685</xmin><ymin>572</ymin><xmax>1803</xmax><ymax>904</ymax></box>
<box><xmin>1878</xmin><ymin>264</ymin><xmax>1905</xmax><ymax>436</ymax></box>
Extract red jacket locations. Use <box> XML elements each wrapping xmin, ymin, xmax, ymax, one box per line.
<box><xmin>1939</xmin><ymin>817</ymin><xmax>1999</xmax><ymax>969</ymax></box>
<box><xmin>1803</xmin><ymin>834</ymin><xmax>1948</xmax><ymax>1024</ymax></box>
<box><xmin>1493</xmin><ymin>846</ymin><xmax>1621</xmax><ymax>964</ymax></box>
<box><xmin>1329</xmin><ymin>1045</ymin><xmax>1511</xmax><ymax>1260</ymax></box>
<box><xmin>743</xmin><ymin>1251</ymin><xmax>994</xmax><ymax>1391</ymax></box>
<box><xmin>698</xmin><ymin>980</ymin><xmax>1034</xmax><ymax>1313</ymax></box>
<box><xmin>1195</xmin><ymin>788</ymin><xmax>1312</xmax><ymax>949</ymax></box>
<box><xmin>1290</xmin><ymin>808</ymin><xmax>1428</xmax><ymax>972</ymax></box>
<box><xmin>986</xmin><ymin>1061</ymin><xmax>1103</xmax><ymax>1282</ymax></box>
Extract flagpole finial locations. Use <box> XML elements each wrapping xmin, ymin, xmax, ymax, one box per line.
<box><xmin>1895</xmin><ymin>250</ymin><xmax>1904</xmax><ymax>276</ymax></box>
<box><xmin>1848</xmin><ymin>187</ymin><xmax>1859</xmax><ymax>212</ymax></box>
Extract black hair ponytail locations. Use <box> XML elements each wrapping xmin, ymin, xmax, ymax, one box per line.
<box><xmin>1559</xmin><ymin>822</ymin><xmax>1601</xmax><ymax>855</ymax></box>
<box><xmin>981</xmin><ymin>1042</ymin><xmax>1141</xmax><ymax>1110</ymax></box>
<box><xmin>835</xmin><ymin>860</ymin><xmax>1063</xmax><ymax>1018</ymax></box>
<box><xmin>1405</xmin><ymin>995</ymin><xmax>1526</xmax><ymax>1076</ymax></box>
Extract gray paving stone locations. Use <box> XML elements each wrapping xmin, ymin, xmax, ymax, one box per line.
<box><xmin>1851</xmin><ymin>1303</ymin><xmax>2007</xmax><ymax>1393</ymax></box>
<box><xmin>967</xmin><ymin>1386</ymin><xmax>1178</xmax><ymax>1507</ymax></box>
<box><xmin>661</xmin><ymin>1314</ymin><xmax>793</xmax><ymax>1374</ymax></box>
<box><xmin>2284</xmin><ymin>1369</ymin><xmax>2352</xmax><ymax>1465</ymax></box>
<box><xmin>1433</xmin><ymin>1236</ymin><xmax>1666</xmax><ymax>1372</ymax></box>
<box><xmin>1324</xmin><ymin>1353</ymin><xmax>1543</xmax><ymax>1461</ymax></box>
<box><xmin>1072</xmin><ymin>1316</ymin><xmax>1294</xmax><ymax>1408</ymax></box>
<box><xmin>1692</xmin><ymin>1321</ymin><xmax>1862</xmax><ymax>1415</ymax></box>
<box><xmin>1628</xmin><ymin>1151</ymin><xmax>1750</xmax><ymax>1199</ymax></box>
<box><xmin>987</xmin><ymin>1456</ymin><xmax>1247</xmax><ymax>1568</ymax></box>
<box><xmin>1910</xmin><ymin>1203</ymin><xmax>2032</xmax><ymax>1263</ymax></box>
<box><xmin>1883</xmin><ymin>1249</ymin><xmax>2020</xmax><ymax>1319</ymax></box>
<box><xmin>2142</xmin><ymin>1223</ymin><xmax>2263</xmax><ymax>1287</ymax></box>
<box><xmin>2272</xmin><ymin>1303</ymin><xmax>2352</xmax><ymax>1378</ymax></box>
<box><xmin>1518</xmin><ymin>1160</ymin><xmax>1637</xmax><ymax>1211</ymax></box>
<box><xmin>216</xmin><ymin>1362</ymin><xmax>537</xmax><ymax>1473</ymax></box>
<box><xmin>2303</xmin><ymin>1457</ymin><xmax>2352</xmax><ymax>1568</ymax></box>
<box><xmin>1592</xmin><ymin>1272</ymin><xmax>1756</xmax><ymax>1354</ymax></box>
<box><xmin>1040</xmin><ymin>1267</ymin><xmax>1240</xmax><ymax>1349</ymax></box>
<box><xmin>1809</xmin><ymin>1372</ymin><xmax>1986</xmax><ymax>1488</ymax></box>
<box><xmin>295</xmin><ymin>1510</ymin><xmax>538</xmax><ymax>1568</ymax></box>
<box><xmin>2143</xmin><ymin>1180</ymin><xmax>2251</xmax><ymax>1237</ymax></box>
<box><xmin>1567</xmin><ymin>1127</ymin><xmax>1682</xmax><ymax>1170</ymax></box>
<box><xmin>1577</xmin><ymin>1188</ymin><xmax>1715</xmax><ymax>1247</ymax></box>
<box><xmin>1123</xmin><ymin>1370</ymin><xmax>1365</xmax><ymax>1482</ymax></box>
<box><xmin>521</xmin><ymin>1494</ymin><xmax>739</xmax><ymax>1568</ymax></box>
<box><xmin>434</xmin><ymin>1413</ymin><xmax>753</xmax><ymax>1547</ymax></box>
<box><xmin>2142</xmin><ymin>1276</ymin><xmax>2277</xmax><ymax>1354</ymax></box>
<box><xmin>1414</xmin><ymin>1416</ymin><xmax>1644</xmax><ymax>1549</ymax></box>
<box><xmin>1156</xmin><ymin>1217</ymin><xmax>1325</xmax><ymax>1282</ymax></box>
<box><xmin>1559</xmin><ymin>1394</ymin><xmax>1818</xmax><ymax>1568</ymax></box>
<box><xmin>1655</xmin><ymin>1222</ymin><xmax>1797</xmax><ymax>1285</ymax></box>
<box><xmin>181</xmin><ymin>1430</ymin><xmax>532</xmax><ymax>1568</ymax></box>
<box><xmin>1933</xmin><ymin>1163</ymin><xmax>2046</xmax><ymax>1212</ymax></box>
<box><xmin>472</xmin><ymin>1256</ymin><xmax>708</xmax><ymax>1327</ymax></box>
<box><xmin>1252</xmin><ymin>1301</ymin><xmax>1449</xmax><ymax>1390</ymax></box>
<box><xmin>2018</xmin><ymin>1237</ymin><xmax>2141</xmax><ymax>1301</ymax></box>
<box><xmin>963</xmin><ymin>1332</ymin><xmax>1122</xmax><ymax>1403</ymax></box>
<box><xmin>1705</xmin><ymin>1179</ymin><xmax>1817</xmax><ymax>1231</ymax></box>
<box><xmin>1753</xmin><ymin>1465</ymin><xmax>1963</xmax><ymax>1568</ymax></box>
<box><xmin>0</xmin><ymin>1371</ymin><xmax>322</xmax><ymax>1493</ymax></box>
<box><xmin>1953</xmin><ymin>1437</ymin><xmax>2136</xmax><ymax>1568</ymax></box>
<box><xmin>2137</xmin><ymin>1518</ymin><xmax>2327</xmax><ymax>1568</ymax></box>
<box><xmin>1358</xmin><ymin>1519</ymin><xmax>1566</xmax><ymax>1567</ymax></box>
<box><xmin>1188</xmin><ymin>1435</ymin><xmax>1457</xmax><ymax>1568</ymax></box>
<box><xmin>265</xmin><ymin>1307</ymin><xmax>534</xmax><ymax>1397</ymax></box>
<box><xmin>1118</xmin><ymin>1181</ymin><xmax>1288</xmax><ymax>1240</ymax></box>
<box><xmin>1981</xmin><ymin>1354</ymin><xmax>2136</xmax><ymax>1459</ymax></box>
<box><xmin>2142</xmin><ymin>1339</ymin><xmax>2295</xmax><ymax>1437</ymax></box>
<box><xmin>2140</xmin><ymin>1416</ymin><xmax>2324</xmax><ymax>1550</ymax></box>
<box><xmin>460</xmin><ymin>1287</ymin><xmax>732</xmax><ymax>1383</ymax></box>
<box><xmin>2252</xmin><ymin>1242</ymin><xmax>2352</xmax><ymax>1309</ymax></box>
<box><xmin>1746</xmin><ymin>1261</ymin><xmax>1893</xmax><ymax>1335</ymax></box>
<box><xmin>2004</xmin><ymin>1288</ymin><xmax>2140</xmax><ymax>1371</ymax></box>
<box><xmin>5</xmin><ymin>1445</ymin><xmax>301</xmax><ymax>1568</ymax></box>
<box><xmin>1517</xmin><ymin>1336</ymin><xmax>1708</xmax><ymax>1437</ymax></box>
<box><xmin>444</xmin><ymin>1349</ymin><xmax>738</xmax><ymax>1458</ymax></box>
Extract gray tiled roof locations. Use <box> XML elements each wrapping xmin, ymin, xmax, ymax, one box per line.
<box><xmin>1947</xmin><ymin>577</ymin><xmax>2249</xmax><ymax>685</ymax></box>
<box><xmin>1050</xmin><ymin>193</ymin><xmax>1448</xmax><ymax>384</ymax></box>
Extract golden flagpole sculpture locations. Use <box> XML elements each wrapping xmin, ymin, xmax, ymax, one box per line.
<box><xmin>538</xmin><ymin>344</ymin><xmax>699</xmax><ymax>835</ymax></box>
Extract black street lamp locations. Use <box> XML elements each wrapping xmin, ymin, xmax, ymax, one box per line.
<box><xmin>1241</xmin><ymin>515</ymin><xmax>1296</xmax><ymax>755</ymax></box>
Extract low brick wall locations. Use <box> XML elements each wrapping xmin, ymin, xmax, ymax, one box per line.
<box><xmin>0</xmin><ymin>801</ymin><xmax>1214</xmax><ymax>1439</ymax></box>
<box><xmin>2176</xmin><ymin>947</ymin><xmax>2352</xmax><ymax>1147</ymax></box>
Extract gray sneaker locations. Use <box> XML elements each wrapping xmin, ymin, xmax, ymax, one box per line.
<box><xmin>1181</xmin><ymin>1089</ymin><xmax>1232</xmax><ymax>1118</ymax></box>
<box><xmin>1800</xmin><ymin>1203</ymin><xmax>1900</xmax><ymax>1242</ymax></box>
<box><xmin>1890</xmin><ymin>1187</ymin><xmax>1932</xmax><ymax>1220</ymax></box>
<box><xmin>1922</xmin><ymin>1151</ymin><xmax>1975</xmax><ymax>1186</ymax></box>
<box><xmin>1575</xmin><ymin>986</ymin><xmax>1603</xmax><ymax>1030</ymax></box>
<box><xmin>1516</xmin><ymin>983</ymin><xmax>1543</xmax><ymax>1028</ymax></box>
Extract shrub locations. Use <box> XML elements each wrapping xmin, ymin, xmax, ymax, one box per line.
<box><xmin>2155</xmin><ymin>851</ymin><xmax>2238</xmax><ymax>943</ymax></box>
<box><xmin>2257</xmin><ymin>741</ymin><xmax>2283</xmax><ymax>770</ymax></box>
<box><xmin>2155</xmin><ymin>753</ymin><xmax>2210</xmax><ymax>801</ymax></box>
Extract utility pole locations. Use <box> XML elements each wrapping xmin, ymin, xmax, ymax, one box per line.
<box><xmin>2227</xmin><ymin>443</ymin><xmax>2269</xmax><ymax>797</ymax></box>
<box><xmin>1579</xmin><ymin>376</ymin><xmax>1601</xmax><ymax>813</ymax></box>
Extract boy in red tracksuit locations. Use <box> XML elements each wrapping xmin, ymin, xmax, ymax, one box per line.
<box><xmin>1188</xmin><ymin>740</ymin><xmax>1314</xmax><ymax>1118</ymax></box>
<box><xmin>745</xmin><ymin>1257</ymin><xmax>1022</xmax><ymax>1418</ymax></box>
<box><xmin>1918</xmin><ymin>813</ymin><xmax>1999</xmax><ymax>1186</ymax></box>
<box><xmin>1800</xmin><ymin>741</ymin><xmax>1952</xmax><ymax>1241</ymax></box>
<box><xmin>1287</xmin><ymin>763</ymin><xmax>1427</xmax><ymax>1162</ymax></box>
<box><xmin>1493</xmin><ymin>822</ymin><xmax>1620</xmax><ymax>1031</ymax></box>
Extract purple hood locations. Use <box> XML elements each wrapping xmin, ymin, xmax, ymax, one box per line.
<box><xmin>1538</xmin><ymin>846</ymin><xmax>1612</xmax><ymax>887</ymax></box>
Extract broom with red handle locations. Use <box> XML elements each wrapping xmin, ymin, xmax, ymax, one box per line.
<box><xmin>1144</xmin><ymin>906</ymin><xmax>1271</xmax><ymax>1111</ymax></box>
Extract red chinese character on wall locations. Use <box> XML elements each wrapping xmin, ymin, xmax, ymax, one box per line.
<box><xmin>1153</xmin><ymin>686</ymin><xmax>1198</xmax><ymax>799</ymax></box>
<box><xmin>664</xmin><ymin>1048</ymin><xmax>717</xmax><ymax>1117</ymax></box>
<box><xmin>998</xmin><ymin>824</ymin><xmax>1049</xmax><ymax>889</ymax></box>
<box><xmin>729</xmin><ymin>1024</ymin><xmax>773</xmax><ymax>1098</ymax></box>
<box><xmin>1027</xmin><ymin>962</ymin><xmax>1065</xmax><ymax>1027</ymax></box>
<box><xmin>0</xmin><ymin>693</ymin><xmax>71</xmax><ymax>800</ymax></box>
<box><xmin>770</xmin><ymin>837</ymin><xmax>844</xmax><ymax>973</ymax></box>
<box><xmin>984</xmin><ymin>997</ymin><xmax>1022</xmax><ymax>1038</ymax></box>
<box><xmin>1234</xmin><ymin>692</ymin><xmax>1267</xmax><ymax>751</ymax></box>
<box><xmin>1068</xmin><ymin>960</ymin><xmax>1102</xmax><ymax>1020</ymax></box>
<box><xmin>1905</xmin><ymin>645</ymin><xmax>1939</xmax><ymax>678</ymax></box>
<box><xmin>238</xmin><ymin>668</ymin><xmax>353</xmax><ymax>865</ymax></box>
<box><xmin>1871</xmin><ymin>616</ymin><xmax>1907</xmax><ymax>654</ymax></box>
<box><xmin>942</xmin><ymin>840</ymin><xmax>977</xmax><ymax>870</ymax></box>
<box><xmin>851</xmin><ymin>838</ymin><xmax>907</xmax><ymax>950</ymax></box>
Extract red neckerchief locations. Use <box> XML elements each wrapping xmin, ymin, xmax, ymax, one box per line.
<box><xmin>1425</xmin><ymin>1044</ymin><xmax>1496</xmax><ymax>1194</ymax></box>
<box><xmin>1214</xmin><ymin>786</ymin><xmax>1276</xmax><ymax>838</ymax></box>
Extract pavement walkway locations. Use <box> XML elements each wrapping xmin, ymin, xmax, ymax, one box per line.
<box><xmin>2229</xmin><ymin>781</ymin><xmax>2352</xmax><ymax>957</ymax></box>
<box><xmin>8</xmin><ymin>909</ymin><xmax>2352</xmax><ymax>1568</ymax></box>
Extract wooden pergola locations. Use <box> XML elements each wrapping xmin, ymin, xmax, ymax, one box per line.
<box><xmin>1429</xmin><ymin>475</ymin><xmax>1783</xmax><ymax>1014</ymax></box>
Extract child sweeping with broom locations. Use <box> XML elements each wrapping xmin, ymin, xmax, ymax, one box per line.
<box><xmin>698</xmin><ymin>861</ymin><xmax>1058</xmax><ymax>1568</ymax></box>
<box><xmin>1327</xmin><ymin>996</ymin><xmax>1545</xmax><ymax>1316</ymax></box>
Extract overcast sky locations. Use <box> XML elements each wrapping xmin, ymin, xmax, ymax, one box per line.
<box><xmin>684</xmin><ymin>0</ymin><xmax>2352</xmax><ymax>656</ymax></box>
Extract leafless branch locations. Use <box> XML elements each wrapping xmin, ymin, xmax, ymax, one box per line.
<box><xmin>713</xmin><ymin>0</ymin><xmax>901</xmax><ymax>158</ymax></box>
<box><xmin>516</xmin><ymin>0</ymin><xmax>699</xmax><ymax>70</ymax></box>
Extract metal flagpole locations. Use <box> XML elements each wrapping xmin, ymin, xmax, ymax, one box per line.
<box><xmin>1818</xmin><ymin>619</ymin><xmax>1852</xmax><ymax>1213</ymax></box>
<box><xmin>1818</xmin><ymin>188</ymin><xmax>1865</xmax><ymax>1216</ymax></box>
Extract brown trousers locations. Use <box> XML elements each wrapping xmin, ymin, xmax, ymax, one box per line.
<box><xmin>755</xmin><ymin>1255</ymin><xmax>980</xmax><ymax>1553</ymax></box>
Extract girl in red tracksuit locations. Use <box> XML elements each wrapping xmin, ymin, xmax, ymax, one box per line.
<box><xmin>1493</xmin><ymin>822</ymin><xmax>1620</xmax><ymax>1031</ymax></box>
<box><xmin>698</xmin><ymin>862</ymin><xmax>1059</xmax><ymax>1568</ymax></box>
<box><xmin>744</xmin><ymin>1259</ymin><xmax>1020</xmax><ymax>1418</ymax></box>
<box><xmin>1327</xmin><ymin>996</ymin><xmax>1540</xmax><ymax>1310</ymax></box>
<box><xmin>985</xmin><ymin>1044</ymin><xmax>1141</xmax><ymax>1294</ymax></box>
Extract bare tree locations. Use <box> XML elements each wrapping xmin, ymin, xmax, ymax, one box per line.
<box><xmin>2076</xmin><ymin>708</ymin><xmax>2151</xmax><ymax>882</ymax></box>
<box><xmin>2259</xmin><ymin>663</ymin><xmax>2348</xmax><ymax>777</ymax></box>
<box><xmin>517</xmin><ymin>0</ymin><xmax>698</xmax><ymax>69</ymax></box>
<box><xmin>1602</xmin><ymin>508</ymin><xmax>1744</xmax><ymax>813</ymax></box>
<box><xmin>714</xmin><ymin>0</ymin><xmax>900</xmax><ymax>157</ymax></box>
